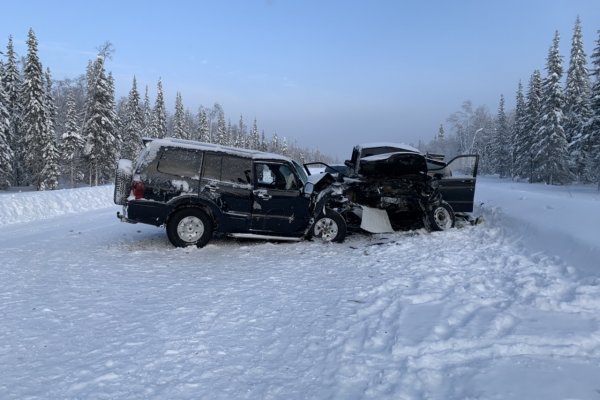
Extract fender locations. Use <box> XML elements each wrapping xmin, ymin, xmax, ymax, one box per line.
<box><xmin>166</xmin><ymin>193</ymin><xmax>224</xmax><ymax>226</ymax></box>
<box><xmin>304</xmin><ymin>184</ymin><xmax>348</xmax><ymax>237</ymax></box>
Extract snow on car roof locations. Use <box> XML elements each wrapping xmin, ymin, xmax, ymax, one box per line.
<box><xmin>145</xmin><ymin>137</ymin><xmax>291</xmax><ymax>161</ymax></box>
<box><xmin>355</xmin><ymin>142</ymin><xmax>421</xmax><ymax>154</ymax></box>
<box><xmin>360</xmin><ymin>151</ymin><xmax>424</xmax><ymax>162</ymax></box>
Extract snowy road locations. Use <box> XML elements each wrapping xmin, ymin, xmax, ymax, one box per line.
<box><xmin>1</xmin><ymin>182</ymin><xmax>600</xmax><ymax>399</ymax></box>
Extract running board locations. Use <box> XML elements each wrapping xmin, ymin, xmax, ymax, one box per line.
<box><xmin>228</xmin><ymin>233</ymin><xmax>302</xmax><ymax>242</ymax></box>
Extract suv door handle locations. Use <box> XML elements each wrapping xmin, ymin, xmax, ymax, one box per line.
<box><xmin>253</xmin><ymin>190</ymin><xmax>272</xmax><ymax>201</ymax></box>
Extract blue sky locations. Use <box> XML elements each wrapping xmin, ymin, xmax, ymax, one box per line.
<box><xmin>2</xmin><ymin>0</ymin><xmax>600</xmax><ymax>158</ymax></box>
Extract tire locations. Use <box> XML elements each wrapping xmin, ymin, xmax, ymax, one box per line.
<box><xmin>114</xmin><ymin>161</ymin><xmax>132</xmax><ymax>205</ymax></box>
<box><xmin>425</xmin><ymin>201</ymin><xmax>455</xmax><ymax>231</ymax></box>
<box><xmin>311</xmin><ymin>209</ymin><xmax>347</xmax><ymax>243</ymax></box>
<box><xmin>166</xmin><ymin>208</ymin><xmax>213</xmax><ymax>248</ymax></box>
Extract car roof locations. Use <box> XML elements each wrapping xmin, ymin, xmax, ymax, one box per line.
<box><xmin>360</xmin><ymin>151</ymin><xmax>425</xmax><ymax>162</ymax></box>
<box><xmin>354</xmin><ymin>142</ymin><xmax>421</xmax><ymax>154</ymax></box>
<box><xmin>145</xmin><ymin>137</ymin><xmax>291</xmax><ymax>162</ymax></box>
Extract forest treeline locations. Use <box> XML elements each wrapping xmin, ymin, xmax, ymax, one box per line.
<box><xmin>3</xmin><ymin>18</ymin><xmax>600</xmax><ymax>191</ymax></box>
<box><xmin>0</xmin><ymin>29</ymin><xmax>333</xmax><ymax>190</ymax></box>
<box><xmin>422</xmin><ymin>17</ymin><xmax>600</xmax><ymax>187</ymax></box>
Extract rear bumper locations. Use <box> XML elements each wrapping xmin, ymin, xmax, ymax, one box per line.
<box><xmin>117</xmin><ymin>210</ymin><xmax>137</xmax><ymax>224</ymax></box>
<box><xmin>117</xmin><ymin>201</ymin><xmax>172</xmax><ymax>227</ymax></box>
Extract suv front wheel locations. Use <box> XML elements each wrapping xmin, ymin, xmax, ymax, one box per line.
<box><xmin>167</xmin><ymin>208</ymin><xmax>213</xmax><ymax>248</ymax></box>
<box><xmin>425</xmin><ymin>201</ymin><xmax>455</xmax><ymax>231</ymax></box>
<box><xmin>310</xmin><ymin>209</ymin><xmax>347</xmax><ymax>243</ymax></box>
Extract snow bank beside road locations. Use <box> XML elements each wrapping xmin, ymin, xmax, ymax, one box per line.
<box><xmin>0</xmin><ymin>186</ymin><xmax>115</xmax><ymax>226</ymax></box>
<box><xmin>475</xmin><ymin>177</ymin><xmax>600</xmax><ymax>277</ymax></box>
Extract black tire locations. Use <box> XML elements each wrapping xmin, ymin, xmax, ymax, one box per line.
<box><xmin>166</xmin><ymin>208</ymin><xmax>213</xmax><ymax>248</ymax></box>
<box><xmin>310</xmin><ymin>209</ymin><xmax>347</xmax><ymax>243</ymax></box>
<box><xmin>425</xmin><ymin>201</ymin><xmax>455</xmax><ymax>231</ymax></box>
<box><xmin>114</xmin><ymin>164</ymin><xmax>132</xmax><ymax>205</ymax></box>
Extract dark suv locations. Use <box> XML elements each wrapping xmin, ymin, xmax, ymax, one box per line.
<box><xmin>114</xmin><ymin>138</ymin><xmax>347</xmax><ymax>247</ymax></box>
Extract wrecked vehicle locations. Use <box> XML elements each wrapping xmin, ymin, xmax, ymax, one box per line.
<box><xmin>305</xmin><ymin>143</ymin><xmax>479</xmax><ymax>233</ymax></box>
<box><xmin>114</xmin><ymin>138</ymin><xmax>347</xmax><ymax>247</ymax></box>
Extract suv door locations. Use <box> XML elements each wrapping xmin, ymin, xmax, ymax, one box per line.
<box><xmin>433</xmin><ymin>155</ymin><xmax>479</xmax><ymax>213</ymax></box>
<box><xmin>201</xmin><ymin>153</ymin><xmax>254</xmax><ymax>232</ymax></box>
<box><xmin>251</xmin><ymin>161</ymin><xmax>310</xmax><ymax>236</ymax></box>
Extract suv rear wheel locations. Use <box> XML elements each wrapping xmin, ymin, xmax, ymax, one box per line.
<box><xmin>167</xmin><ymin>208</ymin><xmax>213</xmax><ymax>248</ymax></box>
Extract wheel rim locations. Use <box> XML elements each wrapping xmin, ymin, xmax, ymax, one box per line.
<box><xmin>314</xmin><ymin>217</ymin><xmax>338</xmax><ymax>241</ymax></box>
<box><xmin>177</xmin><ymin>216</ymin><xmax>205</xmax><ymax>243</ymax></box>
<box><xmin>433</xmin><ymin>207</ymin><xmax>452</xmax><ymax>230</ymax></box>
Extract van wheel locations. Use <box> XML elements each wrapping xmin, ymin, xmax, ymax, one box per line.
<box><xmin>311</xmin><ymin>209</ymin><xmax>347</xmax><ymax>243</ymax></box>
<box><xmin>167</xmin><ymin>208</ymin><xmax>213</xmax><ymax>247</ymax></box>
<box><xmin>425</xmin><ymin>201</ymin><xmax>455</xmax><ymax>231</ymax></box>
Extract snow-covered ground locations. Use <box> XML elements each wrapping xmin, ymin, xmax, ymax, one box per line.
<box><xmin>0</xmin><ymin>178</ymin><xmax>599</xmax><ymax>399</ymax></box>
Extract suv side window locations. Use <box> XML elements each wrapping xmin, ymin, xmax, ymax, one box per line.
<box><xmin>202</xmin><ymin>153</ymin><xmax>222</xmax><ymax>180</ymax></box>
<box><xmin>221</xmin><ymin>156</ymin><xmax>252</xmax><ymax>184</ymax></box>
<box><xmin>255</xmin><ymin>162</ymin><xmax>299</xmax><ymax>190</ymax></box>
<box><xmin>202</xmin><ymin>153</ymin><xmax>252</xmax><ymax>185</ymax></box>
<box><xmin>157</xmin><ymin>147</ymin><xmax>203</xmax><ymax>178</ymax></box>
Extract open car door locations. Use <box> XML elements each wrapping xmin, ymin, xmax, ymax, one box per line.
<box><xmin>432</xmin><ymin>155</ymin><xmax>479</xmax><ymax>213</ymax></box>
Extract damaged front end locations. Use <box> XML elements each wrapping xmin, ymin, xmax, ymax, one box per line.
<box><xmin>301</xmin><ymin>172</ymin><xmax>351</xmax><ymax>239</ymax></box>
<box><xmin>336</xmin><ymin>151</ymin><xmax>451</xmax><ymax>233</ymax></box>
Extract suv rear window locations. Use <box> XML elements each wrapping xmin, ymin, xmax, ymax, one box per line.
<box><xmin>157</xmin><ymin>147</ymin><xmax>203</xmax><ymax>178</ymax></box>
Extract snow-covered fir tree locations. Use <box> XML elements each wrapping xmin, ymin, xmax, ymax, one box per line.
<box><xmin>215</xmin><ymin>105</ymin><xmax>226</xmax><ymax>145</ymax></box>
<box><xmin>141</xmin><ymin>85</ymin><xmax>151</xmax><ymax>135</ymax></box>
<box><xmin>82</xmin><ymin>55</ymin><xmax>118</xmax><ymax>185</ymax></box>
<box><xmin>184</xmin><ymin>110</ymin><xmax>195</xmax><ymax>140</ymax></box>
<box><xmin>437</xmin><ymin>124</ymin><xmax>445</xmax><ymax>141</ymax></box>
<box><xmin>532</xmin><ymin>31</ymin><xmax>571</xmax><ymax>184</ymax></box>
<box><xmin>586</xmin><ymin>29</ymin><xmax>600</xmax><ymax>187</ymax></box>
<box><xmin>40</xmin><ymin>68</ymin><xmax>60</xmax><ymax>190</ymax></box>
<box><xmin>270</xmin><ymin>132</ymin><xmax>280</xmax><ymax>153</ymax></box>
<box><xmin>121</xmin><ymin>76</ymin><xmax>143</xmax><ymax>160</ymax></box>
<box><xmin>150</xmin><ymin>79</ymin><xmax>167</xmax><ymax>138</ymax></box>
<box><xmin>226</xmin><ymin>120</ymin><xmax>234</xmax><ymax>147</ymax></box>
<box><xmin>60</xmin><ymin>93</ymin><xmax>83</xmax><ymax>187</ymax></box>
<box><xmin>516</xmin><ymin>70</ymin><xmax>543</xmax><ymax>181</ymax></box>
<box><xmin>197</xmin><ymin>109</ymin><xmax>210</xmax><ymax>142</ymax></box>
<box><xmin>251</xmin><ymin>118</ymin><xmax>260</xmax><ymax>150</ymax></box>
<box><xmin>236</xmin><ymin>114</ymin><xmax>247</xmax><ymax>147</ymax></box>
<box><xmin>564</xmin><ymin>17</ymin><xmax>592</xmax><ymax>180</ymax></box>
<box><xmin>260</xmin><ymin>130</ymin><xmax>267</xmax><ymax>152</ymax></box>
<box><xmin>107</xmin><ymin>73</ymin><xmax>120</xmax><ymax>161</ymax></box>
<box><xmin>492</xmin><ymin>95</ymin><xmax>511</xmax><ymax>177</ymax></box>
<box><xmin>281</xmin><ymin>136</ymin><xmax>289</xmax><ymax>156</ymax></box>
<box><xmin>21</xmin><ymin>29</ymin><xmax>50</xmax><ymax>189</ymax></box>
<box><xmin>511</xmin><ymin>81</ymin><xmax>526</xmax><ymax>178</ymax></box>
<box><xmin>0</xmin><ymin>74</ymin><xmax>13</xmax><ymax>188</ymax></box>
<box><xmin>2</xmin><ymin>35</ymin><xmax>23</xmax><ymax>186</ymax></box>
<box><xmin>173</xmin><ymin>92</ymin><xmax>186</xmax><ymax>139</ymax></box>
